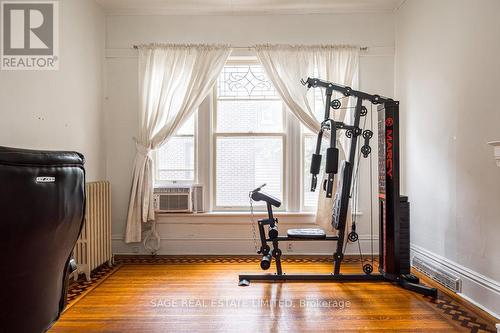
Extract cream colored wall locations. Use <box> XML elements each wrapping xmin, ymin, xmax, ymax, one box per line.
<box><xmin>395</xmin><ymin>0</ymin><xmax>500</xmax><ymax>317</ymax></box>
<box><xmin>104</xmin><ymin>13</ymin><xmax>396</xmax><ymax>255</ymax></box>
<box><xmin>0</xmin><ymin>0</ymin><xmax>106</xmax><ymax>181</ymax></box>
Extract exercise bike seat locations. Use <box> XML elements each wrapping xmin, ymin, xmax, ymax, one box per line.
<box><xmin>287</xmin><ymin>228</ymin><xmax>326</xmax><ymax>239</ymax></box>
<box><xmin>251</xmin><ymin>190</ymin><xmax>281</xmax><ymax>208</ymax></box>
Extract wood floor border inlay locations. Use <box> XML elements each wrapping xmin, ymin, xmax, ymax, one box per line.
<box><xmin>433</xmin><ymin>295</ymin><xmax>494</xmax><ymax>332</ymax></box>
<box><xmin>113</xmin><ymin>255</ymin><xmax>366</xmax><ymax>264</ymax></box>
<box><xmin>63</xmin><ymin>256</ymin><xmax>497</xmax><ymax>333</ymax></box>
<box><xmin>66</xmin><ymin>263</ymin><xmax>121</xmax><ymax>309</ymax></box>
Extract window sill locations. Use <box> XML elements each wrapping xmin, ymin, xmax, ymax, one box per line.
<box><xmin>156</xmin><ymin>211</ymin><xmax>315</xmax><ymax>217</ymax></box>
<box><xmin>154</xmin><ymin>211</ymin><xmax>317</xmax><ymax>224</ymax></box>
<box><xmin>155</xmin><ymin>210</ymin><xmax>363</xmax><ymax>218</ymax></box>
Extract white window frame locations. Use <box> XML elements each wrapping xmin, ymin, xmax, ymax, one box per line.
<box><xmin>153</xmin><ymin>114</ymin><xmax>198</xmax><ymax>186</ymax></box>
<box><xmin>212</xmin><ymin>59</ymin><xmax>287</xmax><ymax>211</ymax></box>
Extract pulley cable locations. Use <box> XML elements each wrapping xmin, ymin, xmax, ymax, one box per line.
<box><xmin>353</xmin><ymin>106</ymin><xmax>368</xmax><ymax>269</ymax></box>
<box><xmin>349</xmin><ymin>110</ymin><xmax>368</xmax><ymax>229</ymax></box>
<box><xmin>249</xmin><ymin>192</ymin><xmax>259</xmax><ymax>253</ymax></box>
<box><xmin>344</xmin><ymin>100</ymin><xmax>368</xmax><ymax>269</ymax></box>
<box><xmin>369</xmin><ymin>103</ymin><xmax>375</xmax><ymax>265</ymax></box>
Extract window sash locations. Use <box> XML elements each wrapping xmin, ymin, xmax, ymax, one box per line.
<box><xmin>215</xmin><ymin>99</ymin><xmax>284</xmax><ymax>133</ymax></box>
<box><xmin>154</xmin><ymin>121</ymin><xmax>197</xmax><ymax>185</ymax></box>
<box><xmin>213</xmin><ymin>62</ymin><xmax>287</xmax><ymax>210</ymax></box>
<box><xmin>217</xmin><ymin>62</ymin><xmax>278</xmax><ymax>100</ymax></box>
<box><xmin>210</xmin><ymin>59</ymin><xmax>325</xmax><ymax>212</ymax></box>
<box><xmin>212</xmin><ymin>133</ymin><xmax>286</xmax><ymax>211</ymax></box>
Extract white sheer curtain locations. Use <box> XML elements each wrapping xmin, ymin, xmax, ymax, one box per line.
<box><xmin>255</xmin><ymin>44</ymin><xmax>359</xmax><ymax>231</ymax></box>
<box><xmin>125</xmin><ymin>44</ymin><xmax>231</xmax><ymax>243</ymax></box>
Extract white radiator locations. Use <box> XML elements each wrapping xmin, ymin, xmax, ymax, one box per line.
<box><xmin>73</xmin><ymin>181</ymin><xmax>113</xmax><ymax>281</ymax></box>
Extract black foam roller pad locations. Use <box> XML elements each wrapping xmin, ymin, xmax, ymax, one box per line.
<box><xmin>260</xmin><ymin>254</ymin><xmax>272</xmax><ymax>270</ymax></box>
<box><xmin>310</xmin><ymin>154</ymin><xmax>322</xmax><ymax>174</ymax></box>
<box><xmin>325</xmin><ymin>148</ymin><xmax>339</xmax><ymax>174</ymax></box>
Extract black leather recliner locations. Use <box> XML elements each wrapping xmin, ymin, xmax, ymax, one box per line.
<box><xmin>0</xmin><ymin>146</ymin><xmax>86</xmax><ymax>333</ymax></box>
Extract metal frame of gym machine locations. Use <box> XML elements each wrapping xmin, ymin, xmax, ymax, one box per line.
<box><xmin>238</xmin><ymin>78</ymin><xmax>437</xmax><ymax>298</ymax></box>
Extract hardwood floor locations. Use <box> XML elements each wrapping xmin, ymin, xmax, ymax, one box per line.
<box><xmin>50</xmin><ymin>257</ymin><xmax>496</xmax><ymax>332</ymax></box>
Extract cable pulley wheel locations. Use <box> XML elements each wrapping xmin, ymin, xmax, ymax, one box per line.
<box><xmin>347</xmin><ymin>231</ymin><xmax>359</xmax><ymax>242</ymax></box>
<box><xmin>361</xmin><ymin>145</ymin><xmax>371</xmax><ymax>157</ymax></box>
<box><xmin>331</xmin><ymin>99</ymin><xmax>341</xmax><ymax>109</ymax></box>
<box><xmin>363</xmin><ymin>263</ymin><xmax>373</xmax><ymax>275</ymax></box>
<box><xmin>363</xmin><ymin>130</ymin><xmax>373</xmax><ymax>139</ymax></box>
<box><xmin>360</xmin><ymin>106</ymin><xmax>368</xmax><ymax>116</ymax></box>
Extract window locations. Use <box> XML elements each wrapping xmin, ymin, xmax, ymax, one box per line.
<box><xmin>214</xmin><ymin>63</ymin><xmax>285</xmax><ymax>209</ymax></box>
<box><xmin>155</xmin><ymin>113</ymin><xmax>196</xmax><ymax>184</ymax></box>
<box><xmin>153</xmin><ymin>58</ymin><xmax>337</xmax><ymax>212</ymax></box>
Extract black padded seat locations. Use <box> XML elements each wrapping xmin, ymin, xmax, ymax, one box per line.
<box><xmin>0</xmin><ymin>146</ymin><xmax>85</xmax><ymax>333</ymax></box>
<box><xmin>287</xmin><ymin>228</ymin><xmax>327</xmax><ymax>239</ymax></box>
<box><xmin>250</xmin><ymin>190</ymin><xmax>281</xmax><ymax>208</ymax></box>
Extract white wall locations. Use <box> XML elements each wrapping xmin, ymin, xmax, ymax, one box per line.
<box><xmin>0</xmin><ymin>0</ymin><xmax>105</xmax><ymax>181</ymax></box>
<box><xmin>395</xmin><ymin>0</ymin><xmax>500</xmax><ymax>317</ymax></box>
<box><xmin>104</xmin><ymin>13</ymin><xmax>396</xmax><ymax>255</ymax></box>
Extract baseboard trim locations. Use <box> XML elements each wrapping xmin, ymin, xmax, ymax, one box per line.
<box><xmin>411</xmin><ymin>244</ymin><xmax>500</xmax><ymax>320</ymax></box>
<box><xmin>112</xmin><ymin>235</ymin><xmax>378</xmax><ymax>241</ymax></box>
<box><xmin>112</xmin><ymin>236</ymin><xmax>379</xmax><ymax>256</ymax></box>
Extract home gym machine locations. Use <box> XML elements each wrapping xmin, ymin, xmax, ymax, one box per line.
<box><xmin>238</xmin><ymin>78</ymin><xmax>437</xmax><ymax>297</ymax></box>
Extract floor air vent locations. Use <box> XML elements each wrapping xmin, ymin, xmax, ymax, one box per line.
<box><xmin>412</xmin><ymin>256</ymin><xmax>462</xmax><ymax>293</ymax></box>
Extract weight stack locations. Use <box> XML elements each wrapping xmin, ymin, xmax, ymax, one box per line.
<box><xmin>399</xmin><ymin>196</ymin><xmax>411</xmax><ymax>275</ymax></box>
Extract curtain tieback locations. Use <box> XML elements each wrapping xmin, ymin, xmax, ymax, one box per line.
<box><xmin>133</xmin><ymin>138</ymin><xmax>152</xmax><ymax>159</ymax></box>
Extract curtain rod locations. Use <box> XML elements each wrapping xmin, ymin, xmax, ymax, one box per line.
<box><xmin>132</xmin><ymin>45</ymin><xmax>368</xmax><ymax>51</ymax></box>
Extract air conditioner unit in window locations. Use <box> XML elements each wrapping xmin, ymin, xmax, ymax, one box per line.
<box><xmin>153</xmin><ymin>185</ymin><xmax>204</xmax><ymax>213</ymax></box>
<box><xmin>191</xmin><ymin>184</ymin><xmax>204</xmax><ymax>213</ymax></box>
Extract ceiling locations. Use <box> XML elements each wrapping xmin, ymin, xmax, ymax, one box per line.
<box><xmin>95</xmin><ymin>0</ymin><xmax>404</xmax><ymax>15</ymax></box>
